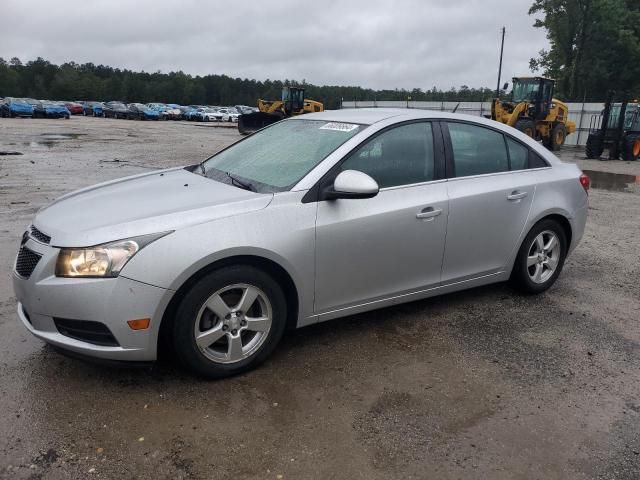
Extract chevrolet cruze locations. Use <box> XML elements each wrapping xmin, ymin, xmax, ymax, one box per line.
<box><xmin>13</xmin><ymin>109</ymin><xmax>589</xmax><ymax>378</ymax></box>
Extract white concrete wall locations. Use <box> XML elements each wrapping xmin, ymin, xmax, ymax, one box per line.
<box><xmin>341</xmin><ymin>101</ymin><xmax>604</xmax><ymax>146</ymax></box>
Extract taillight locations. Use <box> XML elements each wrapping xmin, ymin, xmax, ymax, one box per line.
<box><xmin>579</xmin><ymin>173</ymin><xmax>590</xmax><ymax>193</ymax></box>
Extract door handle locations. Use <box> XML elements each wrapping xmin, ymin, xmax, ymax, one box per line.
<box><xmin>507</xmin><ymin>191</ymin><xmax>528</xmax><ymax>201</ymax></box>
<box><xmin>416</xmin><ymin>207</ymin><xmax>442</xmax><ymax>221</ymax></box>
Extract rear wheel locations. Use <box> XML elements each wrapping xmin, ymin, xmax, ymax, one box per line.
<box><xmin>172</xmin><ymin>265</ymin><xmax>287</xmax><ymax>379</ymax></box>
<box><xmin>622</xmin><ymin>134</ymin><xmax>640</xmax><ymax>161</ymax></box>
<box><xmin>510</xmin><ymin>219</ymin><xmax>567</xmax><ymax>294</ymax></box>
<box><xmin>585</xmin><ymin>133</ymin><xmax>604</xmax><ymax>159</ymax></box>
<box><xmin>514</xmin><ymin>119</ymin><xmax>536</xmax><ymax>139</ymax></box>
<box><xmin>546</xmin><ymin>124</ymin><xmax>567</xmax><ymax>151</ymax></box>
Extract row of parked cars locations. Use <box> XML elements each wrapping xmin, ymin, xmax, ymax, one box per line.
<box><xmin>0</xmin><ymin>97</ymin><xmax>257</xmax><ymax>122</ymax></box>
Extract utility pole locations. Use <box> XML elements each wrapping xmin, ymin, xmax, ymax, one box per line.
<box><xmin>496</xmin><ymin>26</ymin><xmax>506</xmax><ymax>98</ymax></box>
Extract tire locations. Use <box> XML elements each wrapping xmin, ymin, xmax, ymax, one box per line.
<box><xmin>514</xmin><ymin>119</ymin><xmax>536</xmax><ymax>139</ymax></box>
<box><xmin>510</xmin><ymin>219</ymin><xmax>567</xmax><ymax>294</ymax></box>
<box><xmin>622</xmin><ymin>134</ymin><xmax>640</xmax><ymax>161</ymax></box>
<box><xmin>585</xmin><ymin>133</ymin><xmax>604</xmax><ymax>159</ymax></box>
<box><xmin>546</xmin><ymin>124</ymin><xmax>567</xmax><ymax>151</ymax></box>
<box><xmin>172</xmin><ymin>265</ymin><xmax>288</xmax><ymax>379</ymax></box>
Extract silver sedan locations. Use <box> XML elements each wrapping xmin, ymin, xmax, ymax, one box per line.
<box><xmin>12</xmin><ymin>109</ymin><xmax>589</xmax><ymax>378</ymax></box>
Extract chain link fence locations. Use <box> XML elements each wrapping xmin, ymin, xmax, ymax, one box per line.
<box><xmin>341</xmin><ymin>100</ymin><xmax>605</xmax><ymax>146</ymax></box>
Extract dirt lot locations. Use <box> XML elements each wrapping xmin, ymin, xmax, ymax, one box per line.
<box><xmin>1</xmin><ymin>116</ymin><xmax>639</xmax><ymax>480</ymax></box>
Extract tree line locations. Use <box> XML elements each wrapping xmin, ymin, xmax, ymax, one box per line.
<box><xmin>529</xmin><ymin>0</ymin><xmax>640</xmax><ymax>101</ymax></box>
<box><xmin>0</xmin><ymin>57</ymin><xmax>497</xmax><ymax>109</ymax></box>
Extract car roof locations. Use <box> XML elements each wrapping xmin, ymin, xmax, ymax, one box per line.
<box><xmin>291</xmin><ymin>108</ymin><xmax>498</xmax><ymax>127</ymax></box>
<box><xmin>290</xmin><ymin>108</ymin><xmax>560</xmax><ymax>164</ymax></box>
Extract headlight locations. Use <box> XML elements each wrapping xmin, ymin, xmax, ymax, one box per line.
<box><xmin>55</xmin><ymin>232</ymin><xmax>170</xmax><ymax>278</ymax></box>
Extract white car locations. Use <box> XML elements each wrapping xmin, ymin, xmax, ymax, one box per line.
<box><xmin>196</xmin><ymin>108</ymin><xmax>223</xmax><ymax>122</ymax></box>
<box><xmin>218</xmin><ymin>108</ymin><xmax>240</xmax><ymax>122</ymax></box>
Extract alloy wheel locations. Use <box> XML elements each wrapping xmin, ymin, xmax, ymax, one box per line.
<box><xmin>526</xmin><ymin>230</ymin><xmax>560</xmax><ymax>284</ymax></box>
<box><xmin>194</xmin><ymin>283</ymin><xmax>272</xmax><ymax>364</ymax></box>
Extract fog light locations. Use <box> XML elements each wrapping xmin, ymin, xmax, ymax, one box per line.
<box><xmin>127</xmin><ymin>318</ymin><xmax>151</xmax><ymax>330</ymax></box>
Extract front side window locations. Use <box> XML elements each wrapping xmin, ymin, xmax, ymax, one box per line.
<box><xmin>202</xmin><ymin>119</ymin><xmax>363</xmax><ymax>192</ymax></box>
<box><xmin>340</xmin><ymin>122</ymin><xmax>435</xmax><ymax>188</ymax></box>
<box><xmin>448</xmin><ymin>122</ymin><xmax>509</xmax><ymax>177</ymax></box>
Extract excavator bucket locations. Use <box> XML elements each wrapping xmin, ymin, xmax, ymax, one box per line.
<box><xmin>237</xmin><ymin>112</ymin><xmax>283</xmax><ymax>135</ymax></box>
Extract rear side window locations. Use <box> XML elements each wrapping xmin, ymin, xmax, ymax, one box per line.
<box><xmin>448</xmin><ymin>122</ymin><xmax>509</xmax><ymax>177</ymax></box>
<box><xmin>529</xmin><ymin>151</ymin><xmax>549</xmax><ymax>168</ymax></box>
<box><xmin>507</xmin><ymin>137</ymin><xmax>528</xmax><ymax>170</ymax></box>
<box><xmin>340</xmin><ymin>122</ymin><xmax>435</xmax><ymax>188</ymax></box>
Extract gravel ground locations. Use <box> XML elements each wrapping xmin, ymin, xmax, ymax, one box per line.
<box><xmin>0</xmin><ymin>116</ymin><xmax>639</xmax><ymax>480</ymax></box>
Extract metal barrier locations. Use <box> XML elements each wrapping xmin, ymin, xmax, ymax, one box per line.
<box><xmin>341</xmin><ymin>100</ymin><xmax>605</xmax><ymax>146</ymax></box>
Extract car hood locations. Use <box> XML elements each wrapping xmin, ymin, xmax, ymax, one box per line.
<box><xmin>33</xmin><ymin>167</ymin><xmax>273</xmax><ymax>247</ymax></box>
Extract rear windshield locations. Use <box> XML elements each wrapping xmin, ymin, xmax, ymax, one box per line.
<box><xmin>202</xmin><ymin>119</ymin><xmax>364</xmax><ymax>192</ymax></box>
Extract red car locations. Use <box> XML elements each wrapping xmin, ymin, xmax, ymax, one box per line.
<box><xmin>65</xmin><ymin>102</ymin><xmax>84</xmax><ymax>115</ymax></box>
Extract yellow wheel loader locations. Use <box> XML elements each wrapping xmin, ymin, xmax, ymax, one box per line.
<box><xmin>238</xmin><ymin>86</ymin><xmax>324</xmax><ymax>134</ymax></box>
<box><xmin>491</xmin><ymin>77</ymin><xmax>576</xmax><ymax>151</ymax></box>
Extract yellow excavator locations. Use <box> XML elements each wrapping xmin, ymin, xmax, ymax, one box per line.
<box><xmin>491</xmin><ymin>76</ymin><xmax>576</xmax><ymax>151</ymax></box>
<box><xmin>238</xmin><ymin>86</ymin><xmax>324</xmax><ymax>134</ymax></box>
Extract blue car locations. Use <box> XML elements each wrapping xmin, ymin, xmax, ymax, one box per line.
<box><xmin>126</xmin><ymin>103</ymin><xmax>160</xmax><ymax>120</ymax></box>
<box><xmin>83</xmin><ymin>101</ymin><xmax>104</xmax><ymax>117</ymax></box>
<box><xmin>33</xmin><ymin>101</ymin><xmax>71</xmax><ymax>119</ymax></box>
<box><xmin>0</xmin><ymin>97</ymin><xmax>34</xmax><ymax>118</ymax></box>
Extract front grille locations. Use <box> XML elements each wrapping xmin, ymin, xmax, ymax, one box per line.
<box><xmin>15</xmin><ymin>247</ymin><xmax>42</xmax><ymax>279</ymax></box>
<box><xmin>30</xmin><ymin>225</ymin><xmax>51</xmax><ymax>244</ymax></box>
<box><xmin>53</xmin><ymin>318</ymin><xmax>120</xmax><ymax>347</ymax></box>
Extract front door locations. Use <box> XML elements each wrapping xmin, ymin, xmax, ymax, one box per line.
<box><xmin>314</xmin><ymin>121</ymin><xmax>448</xmax><ymax>314</ymax></box>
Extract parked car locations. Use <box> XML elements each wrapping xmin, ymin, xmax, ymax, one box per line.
<box><xmin>11</xmin><ymin>109</ymin><xmax>589</xmax><ymax>378</ymax></box>
<box><xmin>182</xmin><ymin>107</ymin><xmax>200</xmax><ymax>121</ymax></box>
<box><xmin>103</xmin><ymin>101</ymin><xmax>129</xmax><ymax>119</ymax></box>
<box><xmin>217</xmin><ymin>107</ymin><xmax>240</xmax><ymax>122</ymax></box>
<box><xmin>146</xmin><ymin>103</ymin><xmax>168</xmax><ymax>113</ymax></box>
<box><xmin>160</xmin><ymin>106</ymin><xmax>182</xmax><ymax>120</ymax></box>
<box><xmin>83</xmin><ymin>101</ymin><xmax>104</xmax><ymax>117</ymax></box>
<box><xmin>65</xmin><ymin>102</ymin><xmax>84</xmax><ymax>115</ymax></box>
<box><xmin>196</xmin><ymin>107</ymin><xmax>223</xmax><ymax>122</ymax></box>
<box><xmin>0</xmin><ymin>97</ymin><xmax>34</xmax><ymax>117</ymax></box>
<box><xmin>33</xmin><ymin>101</ymin><xmax>71</xmax><ymax>119</ymax></box>
<box><xmin>127</xmin><ymin>103</ymin><xmax>160</xmax><ymax>120</ymax></box>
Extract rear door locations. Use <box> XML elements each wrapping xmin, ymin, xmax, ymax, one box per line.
<box><xmin>441</xmin><ymin>121</ymin><xmax>537</xmax><ymax>284</ymax></box>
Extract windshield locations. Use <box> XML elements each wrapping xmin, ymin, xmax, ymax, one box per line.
<box><xmin>512</xmin><ymin>80</ymin><xmax>540</xmax><ymax>103</ymax></box>
<box><xmin>201</xmin><ymin>119</ymin><xmax>364</xmax><ymax>193</ymax></box>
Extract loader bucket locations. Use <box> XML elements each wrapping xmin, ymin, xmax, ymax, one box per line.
<box><xmin>238</xmin><ymin>112</ymin><xmax>283</xmax><ymax>135</ymax></box>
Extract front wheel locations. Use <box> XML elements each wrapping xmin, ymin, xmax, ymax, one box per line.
<box><xmin>510</xmin><ymin>219</ymin><xmax>567</xmax><ymax>294</ymax></box>
<box><xmin>514</xmin><ymin>119</ymin><xmax>536</xmax><ymax>139</ymax></box>
<box><xmin>172</xmin><ymin>265</ymin><xmax>287</xmax><ymax>379</ymax></box>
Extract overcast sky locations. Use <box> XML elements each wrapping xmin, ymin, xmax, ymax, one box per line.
<box><xmin>2</xmin><ymin>0</ymin><xmax>547</xmax><ymax>90</ymax></box>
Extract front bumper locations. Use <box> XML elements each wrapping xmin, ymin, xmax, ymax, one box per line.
<box><xmin>12</xmin><ymin>236</ymin><xmax>171</xmax><ymax>361</ymax></box>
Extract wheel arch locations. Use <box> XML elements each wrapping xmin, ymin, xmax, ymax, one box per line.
<box><xmin>158</xmin><ymin>254</ymin><xmax>300</xmax><ymax>356</ymax></box>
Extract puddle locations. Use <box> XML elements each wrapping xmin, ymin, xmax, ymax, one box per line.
<box><xmin>25</xmin><ymin>133</ymin><xmax>86</xmax><ymax>148</ymax></box>
<box><xmin>582</xmin><ymin>170</ymin><xmax>640</xmax><ymax>192</ymax></box>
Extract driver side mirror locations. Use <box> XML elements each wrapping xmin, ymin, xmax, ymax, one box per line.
<box><xmin>503</xmin><ymin>82</ymin><xmax>509</xmax><ymax>91</ymax></box>
<box><xmin>322</xmin><ymin>170</ymin><xmax>379</xmax><ymax>200</ymax></box>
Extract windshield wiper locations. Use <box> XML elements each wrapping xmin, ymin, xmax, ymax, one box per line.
<box><xmin>226</xmin><ymin>172</ymin><xmax>256</xmax><ymax>192</ymax></box>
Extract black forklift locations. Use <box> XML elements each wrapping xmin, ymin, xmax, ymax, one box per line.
<box><xmin>585</xmin><ymin>94</ymin><xmax>640</xmax><ymax>161</ymax></box>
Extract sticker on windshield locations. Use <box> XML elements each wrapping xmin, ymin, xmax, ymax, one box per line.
<box><xmin>319</xmin><ymin>122</ymin><xmax>359</xmax><ymax>132</ymax></box>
